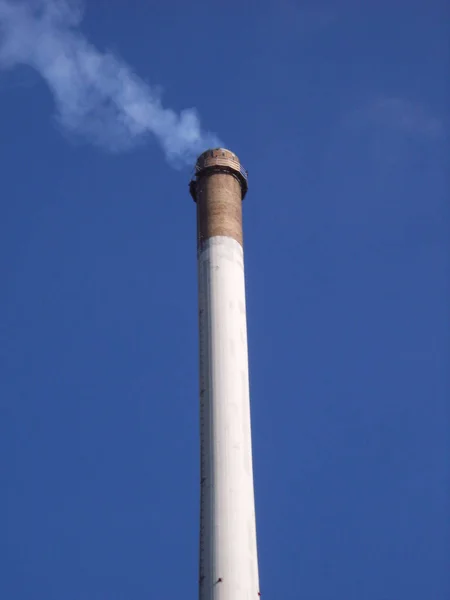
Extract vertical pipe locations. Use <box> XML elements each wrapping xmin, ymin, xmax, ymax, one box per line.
<box><xmin>190</xmin><ymin>149</ymin><xmax>260</xmax><ymax>600</ymax></box>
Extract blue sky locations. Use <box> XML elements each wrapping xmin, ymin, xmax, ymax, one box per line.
<box><xmin>1</xmin><ymin>1</ymin><xmax>448</xmax><ymax>598</ymax></box>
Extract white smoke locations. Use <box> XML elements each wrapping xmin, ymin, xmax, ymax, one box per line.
<box><xmin>0</xmin><ymin>0</ymin><xmax>222</xmax><ymax>165</ymax></box>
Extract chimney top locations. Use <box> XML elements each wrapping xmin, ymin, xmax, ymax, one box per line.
<box><xmin>190</xmin><ymin>148</ymin><xmax>248</xmax><ymax>202</ymax></box>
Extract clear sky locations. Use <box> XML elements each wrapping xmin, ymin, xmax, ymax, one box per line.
<box><xmin>1</xmin><ymin>1</ymin><xmax>448</xmax><ymax>599</ymax></box>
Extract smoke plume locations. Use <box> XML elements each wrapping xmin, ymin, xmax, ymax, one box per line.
<box><xmin>0</xmin><ymin>0</ymin><xmax>221</xmax><ymax>165</ymax></box>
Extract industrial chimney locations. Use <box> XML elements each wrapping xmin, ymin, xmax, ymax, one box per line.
<box><xmin>190</xmin><ymin>149</ymin><xmax>260</xmax><ymax>600</ymax></box>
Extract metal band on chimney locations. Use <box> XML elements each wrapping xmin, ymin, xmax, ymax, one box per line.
<box><xmin>189</xmin><ymin>148</ymin><xmax>248</xmax><ymax>249</ymax></box>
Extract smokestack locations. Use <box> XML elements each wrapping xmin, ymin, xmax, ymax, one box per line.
<box><xmin>190</xmin><ymin>149</ymin><xmax>260</xmax><ymax>599</ymax></box>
